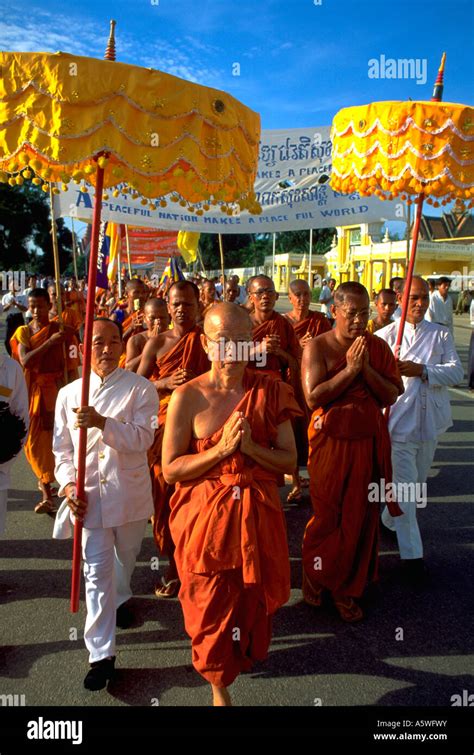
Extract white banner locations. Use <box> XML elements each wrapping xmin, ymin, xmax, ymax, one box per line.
<box><xmin>54</xmin><ymin>126</ymin><xmax>405</xmax><ymax>233</ymax></box>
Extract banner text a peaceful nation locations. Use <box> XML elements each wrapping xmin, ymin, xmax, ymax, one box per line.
<box><xmin>54</xmin><ymin>126</ymin><xmax>405</xmax><ymax>233</ymax></box>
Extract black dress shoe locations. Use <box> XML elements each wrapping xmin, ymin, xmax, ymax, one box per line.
<box><xmin>116</xmin><ymin>603</ymin><xmax>134</xmax><ymax>629</ymax></box>
<box><xmin>84</xmin><ymin>657</ymin><xmax>115</xmax><ymax>691</ymax></box>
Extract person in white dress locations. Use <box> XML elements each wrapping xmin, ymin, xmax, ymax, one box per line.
<box><xmin>377</xmin><ymin>276</ymin><xmax>463</xmax><ymax>584</ymax></box>
<box><xmin>426</xmin><ymin>276</ymin><xmax>454</xmax><ymax>335</ymax></box>
<box><xmin>53</xmin><ymin>318</ymin><xmax>158</xmax><ymax>690</ymax></box>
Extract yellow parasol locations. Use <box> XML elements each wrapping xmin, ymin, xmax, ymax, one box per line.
<box><xmin>330</xmin><ymin>54</ymin><xmax>473</xmax><ymax>351</ymax></box>
<box><xmin>0</xmin><ymin>21</ymin><xmax>261</xmax><ymax>612</ymax></box>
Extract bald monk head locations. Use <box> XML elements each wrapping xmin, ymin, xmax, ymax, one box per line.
<box><xmin>202</xmin><ymin>302</ymin><xmax>253</xmax><ymax>372</ymax></box>
<box><xmin>247</xmin><ymin>275</ymin><xmax>279</xmax><ymax>317</ymax></box>
<box><xmin>224</xmin><ymin>280</ymin><xmax>240</xmax><ymax>303</ymax></box>
<box><xmin>47</xmin><ymin>283</ymin><xmax>66</xmax><ymax>310</ymax></box>
<box><xmin>28</xmin><ymin>287</ymin><xmax>52</xmax><ymax>327</ymax></box>
<box><xmin>332</xmin><ymin>282</ymin><xmax>370</xmax><ymax>341</ymax></box>
<box><xmin>288</xmin><ymin>279</ymin><xmax>311</xmax><ymax>316</ymax></box>
<box><xmin>87</xmin><ymin>318</ymin><xmax>123</xmax><ymax>378</ymax></box>
<box><xmin>126</xmin><ymin>278</ymin><xmax>149</xmax><ymax>311</ymax></box>
<box><xmin>397</xmin><ymin>276</ymin><xmax>430</xmax><ymax>325</ymax></box>
<box><xmin>144</xmin><ymin>297</ymin><xmax>170</xmax><ymax>335</ymax></box>
<box><xmin>200</xmin><ymin>279</ymin><xmax>217</xmax><ymax>307</ymax></box>
<box><xmin>167</xmin><ymin>280</ymin><xmax>200</xmax><ymax>330</ymax></box>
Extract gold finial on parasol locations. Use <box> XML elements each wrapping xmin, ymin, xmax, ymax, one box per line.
<box><xmin>104</xmin><ymin>19</ymin><xmax>116</xmax><ymax>61</ymax></box>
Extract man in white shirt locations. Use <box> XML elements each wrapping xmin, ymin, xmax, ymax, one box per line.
<box><xmin>377</xmin><ymin>276</ymin><xmax>463</xmax><ymax>584</ymax></box>
<box><xmin>0</xmin><ymin>354</ymin><xmax>29</xmax><ymax>536</ymax></box>
<box><xmin>1</xmin><ymin>282</ymin><xmax>28</xmax><ymax>355</ymax></box>
<box><xmin>426</xmin><ymin>276</ymin><xmax>454</xmax><ymax>335</ymax></box>
<box><xmin>53</xmin><ymin>318</ymin><xmax>158</xmax><ymax>690</ymax></box>
<box><xmin>319</xmin><ymin>278</ymin><xmax>336</xmax><ymax>322</ymax></box>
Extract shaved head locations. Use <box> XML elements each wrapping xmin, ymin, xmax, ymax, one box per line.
<box><xmin>399</xmin><ymin>275</ymin><xmax>429</xmax><ymax>294</ymax></box>
<box><xmin>334</xmin><ymin>281</ymin><xmax>369</xmax><ymax>305</ymax></box>
<box><xmin>289</xmin><ymin>279</ymin><xmax>311</xmax><ymax>294</ymax></box>
<box><xmin>204</xmin><ymin>301</ymin><xmax>252</xmax><ymax>338</ymax></box>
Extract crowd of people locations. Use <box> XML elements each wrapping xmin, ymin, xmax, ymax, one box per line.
<box><xmin>0</xmin><ymin>267</ymin><xmax>467</xmax><ymax>705</ymax></box>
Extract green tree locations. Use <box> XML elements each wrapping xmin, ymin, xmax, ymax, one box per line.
<box><xmin>0</xmin><ymin>183</ymin><xmax>72</xmax><ymax>273</ymax></box>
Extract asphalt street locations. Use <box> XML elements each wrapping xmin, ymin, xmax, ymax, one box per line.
<box><xmin>0</xmin><ymin>302</ymin><xmax>472</xmax><ymax>708</ymax></box>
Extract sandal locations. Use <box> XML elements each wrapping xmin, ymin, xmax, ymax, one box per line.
<box><xmin>286</xmin><ymin>487</ymin><xmax>304</xmax><ymax>504</ymax></box>
<box><xmin>302</xmin><ymin>570</ymin><xmax>324</xmax><ymax>607</ymax></box>
<box><xmin>154</xmin><ymin>576</ymin><xmax>180</xmax><ymax>599</ymax></box>
<box><xmin>333</xmin><ymin>596</ymin><xmax>364</xmax><ymax>623</ymax></box>
<box><xmin>34</xmin><ymin>499</ymin><xmax>57</xmax><ymax>514</ymax></box>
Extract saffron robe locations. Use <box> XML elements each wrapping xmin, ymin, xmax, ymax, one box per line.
<box><xmin>169</xmin><ymin>371</ymin><xmax>302</xmax><ymax>687</ymax></box>
<box><xmin>302</xmin><ymin>334</ymin><xmax>404</xmax><ymax>598</ymax></box>
<box><xmin>284</xmin><ymin>311</ymin><xmax>331</xmax><ymax>466</ymax></box>
<box><xmin>10</xmin><ymin>323</ymin><xmax>77</xmax><ymax>485</ymax></box>
<box><xmin>149</xmin><ymin>327</ymin><xmax>209</xmax><ymax>555</ymax></box>
<box><xmin>250</xmin><ymin>311</ymin><xmax>301</xmax><ymax>380</ymax></box>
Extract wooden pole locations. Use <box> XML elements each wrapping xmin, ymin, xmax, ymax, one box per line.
<box><xmin>49</xmin><ymin>184</ymin><xmax>68</xmax><ymax>384</ymax></box>
<box><xmin>124</xmin><ymin>224</ymin><xmax>132</xmax><ymax>278</ymax></box>
<box><xmin>308</xmin><ymin>228</ymin><xmax>313</xmax><ymax>288</ymax></box>
<box><xmin>218</xmin><ymin>234</ymin><xmax>225</xmax><ymax>289</ymax></box>
<box><xmin>272</xmin><ymin>232</ymin><xmax>276</xmax><ymax>280</ymax></box>
<box><xmin>71</xmin><ymin>217</ymin><xmax>79</xmax><ymax>281</ymax></box>
<box><xmin>70</xmin><ymin>161</ymin><xmax>105</xmax><ymax>613</ymax></box>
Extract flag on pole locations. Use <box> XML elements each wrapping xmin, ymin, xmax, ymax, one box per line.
<box><xmin>159</xmin><ymin>256</ymin><xmax>184</xmax><ymax>288</ymax></box>
<box><xmin>107</xmin><ymin>222</ymin><xmax>122</xmax><ymax>281</ymax></box>
<box><xmin>177</xmin><ymin>231</ymin><xmax>200</xmax><ymax>265</ymax></box>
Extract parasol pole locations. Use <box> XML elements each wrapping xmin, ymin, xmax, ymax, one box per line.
<box><xmin>124</xmin><ymin>224</ymin><xmax>132</xmax><ymax>278</ymax></box>
<box><xmin>218</xmin><ymin>234</ymin><xmax>225</xmax><ymax>290</ymax></box>
<box><xmin>117</xmin><ymin>240</ymin><xmax>122</xmax><ymax>299</ymax></box>
<box><xmin>49</xmin><ymin>184</ymin><xmax>68</xmax><ymax>384</ymax></box>
<box><xmin>308</xmin><ymin>228</ymin><xmax>313</xmax><ymax>288</ymax></box>
<box><xmin>71</xmin><ymin>217</ymin><xmax>79</xmax><ymax>281</ymax></box>
<box><xmin>71</xmin><ymin>19</ymin><xmax>116</xmax><ymax>613</ymax></box>
<box><xmin>272</xmin><ymin>232</ymin><xmax>276</xmax><ymax>281</ymax></box>
<box><xmin>393</xmin><ymin>52</ymin><xmax>446</xmax><ymax>356</ymax></box>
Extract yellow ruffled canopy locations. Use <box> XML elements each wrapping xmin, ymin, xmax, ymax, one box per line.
<box><xmin>330</xmin><ymin>101</ymin><xmax>474</xmax><ymax>208</ymax></box>
<box><xmin>0</xmin><ymin>51</ymin><xmax>261</xmax><ymax>214</ymax></box>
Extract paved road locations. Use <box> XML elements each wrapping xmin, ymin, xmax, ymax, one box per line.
<box><xmin>0</xmin><ymin>305</ymin><xmax>472</xmax><ymax>708</ymax></box>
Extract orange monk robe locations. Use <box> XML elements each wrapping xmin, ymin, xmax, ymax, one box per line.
<box><xmin>169</xmin><ymin>372</ymin><xmax>302</xmax><ymax>687</ymax></box>
<box><xmin>10</xmin><ymin>323</ymin><xmax>78</xmax><ymax>485</ymax></box>
<box><xmin>65</xmin><ymin>290</ymin><xmax>85</xmax><ymax>324</ymax></box>
<box><xmin>284</xmin><ymin>311</ymin><xmax>331</xmax><ymax>466</ymax></box>
<box><xmin>148</xmin><ymin>327</ymin><xmax>210</xmax><ymax>555</ymax></box>
<box><xmin>302</xmin><ymin>334</ymin><xmax>404</xmax><ymax>598</ymax></box>
<box><xmin>250</xmin><ymin>311</ymin><xmax>301</xmax><ymax>380</ymax></box>
<box><xmin>51</xmin><ymin>306</ymin><xmax>82</xmax><ymax>334</ymax></box>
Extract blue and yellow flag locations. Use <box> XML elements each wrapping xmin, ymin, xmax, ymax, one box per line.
<box><xmin>159</xmin><ymin>256</ymin><xmax>184</xmax><ymax>288</ymax></box>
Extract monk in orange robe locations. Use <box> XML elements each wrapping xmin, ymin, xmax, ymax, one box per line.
<box><xmin>11</xmin><ymin>288</ymin><xmax>78</xmax><ymax>513</ymax></box>
<box><xmin>198</xmin><ymin>279</ymin><xmax>217</xmax><ymax>323</ymax></box>
<box><xmin>124</xmin><ymin>298</ymin><xmax>170</xmax><ymax>372</ymax></box>
<box><xmin>247</xmin><ymin>274</ymin><xmax>300</xmax><ymax>380</ymax></box>
<box><xmin>138</xmin><ymin>281</ymin><xmax>209</xmax><ymax>597</ymax></box>
<box><xmin>283</xmin><ymin>279</ymin><xmax>332</xmax><ymax>502</ymax></box>
<box><xmin>111</xmin><ymin>278</ymin><xmax>150</xmax><ymax>367</ymax></box>
<box><xmin>48</xmin><ymin>284</ymin><xmax>82</xmax><ymax>335</ymax></box>
<box><xmin>65</xmin><ymin>278</ymin><xmax>86</xmax><ymax>325</ymax></box>
<box><xmin>301</xmin><ymin>282</ymin><xmax>404</xmax><ymax>622</ymax></box>
<box><xmin>162</xmin><ymin>303</ymin><xmax>300</xmax><ymax>705</ymax></box>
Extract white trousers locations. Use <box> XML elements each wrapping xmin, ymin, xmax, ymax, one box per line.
<box><xmin>382</xmin><ymin>439</ymin><xmax>437</xmax><ymax>560</ymax></box>
<box><xmin>0</xmin><ymin>489</ymin><xmax>7</xmax><ymax>536</ymax></box>
<box><xmin>82</xmin><ymin>519</ymin><xmax>147</xmax><ymax>663</ymax></box>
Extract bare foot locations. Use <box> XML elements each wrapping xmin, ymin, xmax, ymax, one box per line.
<box><xmin>212</xmin><ymin>685</ymin><xmax>232</xmax><ymax>706</ymax></box>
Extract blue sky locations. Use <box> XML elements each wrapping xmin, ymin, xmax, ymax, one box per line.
<box><xmin>2</xmin><ymin>0</ymin><xmax>473</xmax><ymax>129</ymax></box>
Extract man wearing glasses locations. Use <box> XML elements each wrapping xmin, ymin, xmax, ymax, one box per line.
<box><xmin>301</xmin><ymin>282</ymin><xmax>404</xmax><ymax>622</ymax></box>
<box><xmin>247</xmin><ymin>275</ymin><xmax>301</xmax><ymax>380</ymax></box>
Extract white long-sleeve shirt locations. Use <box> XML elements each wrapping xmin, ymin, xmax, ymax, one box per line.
<box><xmin>53</xmin><ymin>367</ymin><xmax>158</xmax><ymax>529</ymax></box>
<box><xmin>377</xmin><ymin>319</ymin><xmax>463</xmax><ymax>442</ymax></box>
<box><xmin>426</xmin><ymin>290</ymin><xmax>453</xmax><ymax>333</ymax></box>
<box><xmin>0</xmin><ymin>354</ymin><xmax>29</xmax><ymax>491</ymax></box>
